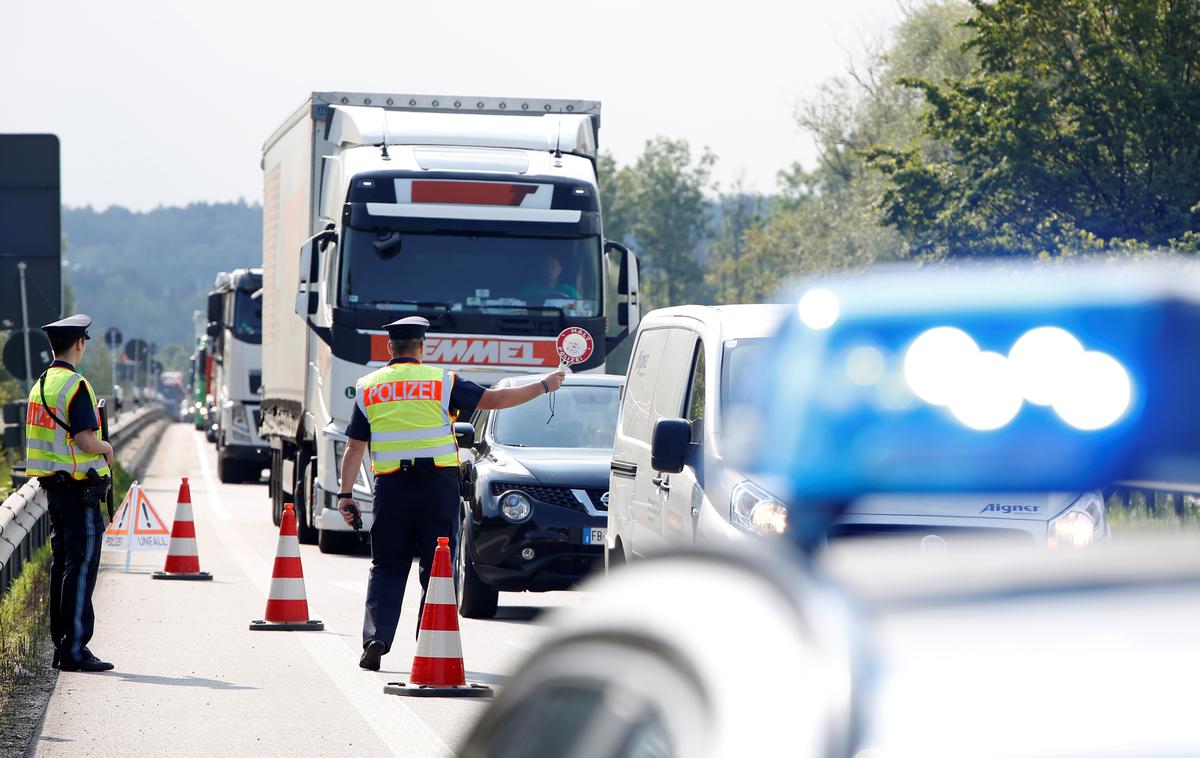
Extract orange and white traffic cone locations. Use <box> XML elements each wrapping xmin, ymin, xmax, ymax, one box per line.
<box><xmin>249</xmin><ymin>503</ymin><xmax>323</xmax><ymax>631</ymax></box>
<box><xmin>385</xmin><ymin>536</ymin><xmax>492</xmax><ymax>698</ymax></box>
<box><xmin>153</xmin><ymin>477</ymin><xmax>212</xmax><ymax>581</ymax></box>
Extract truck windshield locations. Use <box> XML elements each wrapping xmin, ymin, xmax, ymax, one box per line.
<box><xmin>340</xmin><ymin>230</ymin><xmax>601</xmax><ymax>317</ymax></box>
<box><xmin>233</xmin><ymin>290</ymin><xmax>262</xmax><ymax>342</ymax></box>
<box><xmin>491</xmin><ymin>385</ymin><xmax>620</xmax><ymax>448</ymax></box>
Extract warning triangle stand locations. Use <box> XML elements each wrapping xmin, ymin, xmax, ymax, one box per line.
<box><xmin>101</xmin><ymin>481</ymin><xmax>171</xmax><ymax>571</ymax></box>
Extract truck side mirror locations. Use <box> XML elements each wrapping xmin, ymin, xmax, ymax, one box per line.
<box><xmin>207</xmin><ymin>291</ymin><xmax>222</xmax><ymax>324</ymax></box>
<box><xmin>295</xmin><ymin>230</ymin><xmax>334</xmax><ymax>317</ymax></box>
<box><xmin>651</xmin><ymin>417</ymin><xmax>692</xmax><ymax>474</ymax></box>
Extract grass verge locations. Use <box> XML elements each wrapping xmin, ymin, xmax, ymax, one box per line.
<box><xmin>0</xmin><ymin>541</ymin><xmax>52</xmax><ymax>725</ymax></box>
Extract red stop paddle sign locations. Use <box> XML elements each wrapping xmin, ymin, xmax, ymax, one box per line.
<box><xmin>555</xmin><ymin>327</ymin><xmax>594</xmax><ymax>366</ymax></box>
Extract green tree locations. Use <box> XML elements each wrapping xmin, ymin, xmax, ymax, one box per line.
<box><xmin>706</xmin><ymin>180</ymin><xmax>766</xmax><ymax>304</ymax></box>
<box><xmin>733</xmin><ymin>1</ymin><xmax>976</xmax><ymax>298</ymax></box>
<box><xmin>872</xmin><ymin>0</ymin><xmax>1200</xmax><ymax>256</ymax></box>
<box><xmin>626</xmin><ymin>138</ymin><xmax>717</xmax><ymax>308</ymax></box>
<box><xmin>597</xmin><ymin>151</ymin><xmax>637</xmax><ymax>247</ymax></box>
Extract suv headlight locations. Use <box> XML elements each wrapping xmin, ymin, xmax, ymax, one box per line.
<box><xmin>1047</xmin><ymin>491</ymin><xmax>1106</xmax><ymax>549</ymax></box>
<box><xmin>731</xmin><ymin>480</ymin><xmax>789</xmax><ymax>536</ymax></box>
<box><xmin>499</xmin><ymin>491</ymin><xmax>532</xmax><ymax>523</ymax></box>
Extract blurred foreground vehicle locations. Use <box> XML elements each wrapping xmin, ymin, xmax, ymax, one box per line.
<box><xmin>462</xmin><ymin>261</ymin><xmax>1200</xmax><ymax>758</ymax></box>
<box><xmin>608</xmin><ymin>305</ymin><xmax>1107</xmax><ymax>562</ymax></box>
<box><xmin>457</xmin><ymin>375</ymin><xmax>623</xmax><ymax>618</ymax></box>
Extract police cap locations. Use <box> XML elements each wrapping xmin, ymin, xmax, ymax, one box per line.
<box><xmin>41</xmin><ymin>314</ymin><xmax>93</xmax><ymax>342</ymax></box>
<box><xmin>383</xmin><ymin>316</ymin><xmax>430</xmax><ymax>340</ymax></box>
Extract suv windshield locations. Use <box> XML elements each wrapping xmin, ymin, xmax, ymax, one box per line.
<box><xmin>340</xmin><ymin>230</ymin><xmax>601</xmax><ymax>317</ymax></box>
<box><xmin>491</xmin><ymin>385</ymin><xmax>620</xmax><ymax>448</ymax></box>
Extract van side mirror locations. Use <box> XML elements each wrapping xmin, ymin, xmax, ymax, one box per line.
<box><xmin>651</xmin><ymin>417</ymin><xmax>692</xmax><ymax>474</ymax></box>
<box><xmin>454</xmin><ymin>422</ymin><xmax>477</xmax><ymax>449</ymax></box>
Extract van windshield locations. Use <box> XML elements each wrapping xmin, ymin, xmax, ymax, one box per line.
<box><xmin>340</xmin><ymin>230</ymin><xmax>601</xmax><ymax>318</ymax></box>
<box><xmin>721</xmin><ymin>339</ymin><xmax>770</xmax><ymax>424</ymax></box>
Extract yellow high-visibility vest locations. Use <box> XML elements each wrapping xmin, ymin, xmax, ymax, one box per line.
<box><xmin>356</xmin><ymin>362</ymin><xmax>458</xmax><ymax>473</ymax></box>
<box><xmin>24</xmin><ymin>366</ymin><xmax>111</xmax><ymax>480</ymax></box>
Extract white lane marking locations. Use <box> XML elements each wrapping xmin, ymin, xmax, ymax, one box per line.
<box><xmin>192</xmin><ymin>434</ymin><xmax>232</xmax><ymax>521</ymax></box>
<box><xmin>333</xmin><ymin>581</ymin><xmax>368</xmax><ymax>595</ymax></box>
<box><xmin>191</xmin><ymin>431</ymin><xmax>453</xmax><ymax>757</ymax></box>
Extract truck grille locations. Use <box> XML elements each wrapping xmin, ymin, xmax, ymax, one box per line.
<box><xmin>491</xmin><ymin>482</ymin><xmax>608</xmax><ymax>512</ymax></box>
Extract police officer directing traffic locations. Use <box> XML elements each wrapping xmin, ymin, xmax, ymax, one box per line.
<box><xmin>337</xmin><ymin>316</ymin><xmax>564</xmax><ymax>670</ymax></box>
<box><xmin>23</xmin><ymin>315</ymin><xmax>115</xmax><ymax>672</ymax></box>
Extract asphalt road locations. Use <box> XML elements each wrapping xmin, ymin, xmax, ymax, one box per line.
<box><xmin>32</xmin><ymin>423</ymin><xmax>588</xmax><ymax>757</ymax></box>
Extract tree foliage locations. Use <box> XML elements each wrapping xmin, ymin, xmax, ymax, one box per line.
<box><xmin>727</xmin><ymin>1</ymin><xmax>977</xmax><ymax>299</ymax></box>
<box><xmin>872</xmin><ymin>0</ymin><xmax>1200</xmax><ymax>256</ymax></box>
<box><xmin>600</xmin><ymin>139</ymin><xmax>717</xmax><ymax>308</ymax></box>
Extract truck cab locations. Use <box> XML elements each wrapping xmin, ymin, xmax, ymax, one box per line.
<box><xmin>260</xmin><ymin>93</ymin><xmax>639</xmax><ymax>552</ymax></box>
<box><xmin>207</xmin><ymin>268</ymin><xmax>269</xmax><ymax>483</ymax></box>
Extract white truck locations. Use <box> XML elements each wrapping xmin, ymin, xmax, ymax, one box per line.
<box><xmin>259</xmin><ymin>92</ymin><xmax>640</xmax><ymax>553</ymax></box>
<box><xmin>206</xmin><ymin>268</ymin><xmax>270</xmax><ymax>483</ymax></box>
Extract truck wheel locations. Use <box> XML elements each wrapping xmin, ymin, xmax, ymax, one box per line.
<box><xmin>295</xmin><ymin>463</ymin><xmax>318</xmax><ymax>546</ymax></box>
<box><xmin>456</xmin><ymin>514</ymin><xmax>498</xmax><ymax>619</ymax></box>
<box><xmin>317</xmin><ymin>528</ymin><xmax>357</xmax><ymax>555</ymax></box>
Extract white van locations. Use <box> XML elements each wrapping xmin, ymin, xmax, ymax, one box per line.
<box><xmin>607</xmin><ymin>305</ymin><xmax>1107</xmax><ymax>568</ymax></box>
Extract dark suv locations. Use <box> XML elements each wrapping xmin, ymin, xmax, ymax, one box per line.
<box><xmin>455</xmin><ymin>374</ymin><xmax>624</xmax><ymax>618</ymax></box>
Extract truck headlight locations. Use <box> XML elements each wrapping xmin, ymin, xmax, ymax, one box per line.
<box><xmin>232</xmin><ymin>403</ymin><xmax>249</xmax><ymax>430</ymax></box>
<box><xmin>731</xmin><ymin>480</ymin><xmax>789</xmax><ymax>536</ymax></box>
<box><xmin>1047</xmin><ymin>491</ymin><xmax>1106</xmax><ymax>549</ymax></box>
<box><xmin>499</xmin><ymin>491</ymin><xmax>532</xmax><ymax>523</ymax></box>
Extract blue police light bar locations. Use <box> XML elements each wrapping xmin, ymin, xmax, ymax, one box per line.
<box><xmin>743</xmin><ymin>261</ymin><xmax>1200</xmax><ymax>509</ymax></box>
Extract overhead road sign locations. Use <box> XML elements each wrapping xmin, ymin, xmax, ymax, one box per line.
<box><xmin>0</xmin><ymin>135</ymin><xmax>61</xmax><ymax>329</ymax></box>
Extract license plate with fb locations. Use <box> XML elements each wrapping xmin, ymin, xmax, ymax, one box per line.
<box><xmin>583</xmin><ymin>527</ymin><xmax>606</xmax><ymax>545</ymax></box>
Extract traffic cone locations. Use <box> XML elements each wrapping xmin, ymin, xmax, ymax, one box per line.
<box><xmin>385</xmin><ymin>537</ymin><xmax>492</xmax><ymax>698</ymax></box>
<box><xmin>153</xmin><ymin>477</ymin><xmax>213</xmax><ymax>581</ymax></box>
<box><xmin>249</xmin><ymin>503</ymin><xmax>324</xmax><ymax>631</ymax></box>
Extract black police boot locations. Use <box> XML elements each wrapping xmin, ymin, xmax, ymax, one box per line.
<box><xmin>58</xmin><ymin>657</ymin><xmax>114</xmax><ymax>672</ymax></box>
<box><xmin>52</xmin><ymin>649</ymin><xmax>60</xmax><ymax>670</ymax></box>
<box><xmin>359</xmin><ymin>640</ymin><xmax>386</xmax><ymax>671</ymax></box>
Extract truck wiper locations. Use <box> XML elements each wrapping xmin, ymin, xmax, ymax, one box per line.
<box><xmin>478</xmin><ymin>304</ymin><xmax>566</xmax><ymax>320</ymax></box>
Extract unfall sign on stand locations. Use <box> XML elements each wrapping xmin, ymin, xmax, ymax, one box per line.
<box><xmin>370</xmin><ymin>333</ymin><xmax>559</xmax><ymax>367</ymax></box>
<box><xmin>103</xmin><ymin>483</ymin><xmax>170</xmax><ymax>563</ymax></box>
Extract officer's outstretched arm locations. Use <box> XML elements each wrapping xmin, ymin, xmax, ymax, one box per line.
<box><xmin>477</xmin><ymin>370</ymin><xmax>565</xmax><ymax>410</ymax></box>
<box><xmin>75</xmin><ymin>429</ymin><xmax>114</xmax><ymax>467</ymax></box>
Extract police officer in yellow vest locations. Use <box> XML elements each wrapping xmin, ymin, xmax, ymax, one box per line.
<box><xmin>337</xmin><ymin>316</ymin><xmax>564</xmax><ymax>670</ymax></box>
<box><xmin>24</xmin><ymin>315</ymin><xmax>115</xmax><ymax>672</ymax></box>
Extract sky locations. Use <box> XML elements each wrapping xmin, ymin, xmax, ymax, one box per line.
<box><xmin>3</xmin><ymin>0</ymin><xmax>904</xmax><ymax>211</ymax></box>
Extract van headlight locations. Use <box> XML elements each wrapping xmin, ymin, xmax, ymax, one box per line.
<box><xmin>731</xmin><ymin>480</ymin><xmax>789</xmax><ymax>536</ymax></box>
<box><xmin>1047</xmin><ymin>491</ymin><xmax>1106</xmax><ymax>549</ymax></box>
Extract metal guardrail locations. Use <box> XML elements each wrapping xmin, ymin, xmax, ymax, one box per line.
<box><xmin>0</xmin><ymin>405</ymin><xmax>166</xmax><ymax>598</ymax></box>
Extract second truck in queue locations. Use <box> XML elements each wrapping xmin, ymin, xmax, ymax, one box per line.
<box><xmin>206</xmin><ymin>268</ymin><xmax>270</xmax><ymax>483</ymax></box>
<box><xmin>259</xmin><ymin>91</ymin><xmax>640</xmax><ymax>553</ymax></box>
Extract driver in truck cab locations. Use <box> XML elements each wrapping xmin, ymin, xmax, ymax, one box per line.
<box><xmin>520</xmin><ymin>253</ymin><xmax>581</xmax><ymax>304</ymax></box>
<box><xmin>336</xmin><ymin>315</ymin><xmax>566</xmax><ymax>671</ymax></box>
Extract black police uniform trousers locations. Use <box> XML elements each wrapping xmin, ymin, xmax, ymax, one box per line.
<box><xmin>46</xmin><ymin>485</ymin><xmax>105</xmax><ymax>665</ymax></box>
<box><xmin>363</xmin><ymin>465</ymin><xmax>459</xmax><ymax>652</ymax></box>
